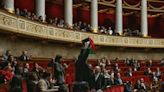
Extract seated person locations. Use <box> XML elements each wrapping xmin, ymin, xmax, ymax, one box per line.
<box><xmin>19</xmin><ymin>50</ymin><xmax>31</xmax><ymax>61</ymax></box>
<box><xmin>94</xmin><ymin>66</ymin><xmax>106</xmax><ymax>91</ymax></box>
<box><xmin>140</xmin><ymin>78</ymin><xmax>147</xmax><ymax>92</ymax></box>
<box><xmin>107</xmin><ymin>73</ymin><xmax>115</xmax><ymax>86</ymax></box>
<box><xmin>144</xmin><ymin>67</ymin><xmax>152</xmax><ymax>76</ymax></box>
<box><xmin>2</xmin><ymin>50</ymin><xmax>12</xmax><ymax>62</ymax></box>
<box><xmin>114</xmin><ymin>73</ymin><xmax>123</xmax><ymax>85</ymax></box>
<box><xmin>160</xmin><ymin>58</ymin><xmax>164</xmax><ymax>66</ymax></box>
<box><xmin>146</xmin><ymin>59</ymin><xmax>152</xmax><ymax>67</ymax></box>
<box><xmin>31</xmin><ymin>63</ymin><xmax>44</xmax><ymax>79</ymax></box>
<box><xmin>23</xmin><ymin>63</ymin><xmax>30</xmax><ymax>78</ymax></box>
<box><xmin>151</xmin><ymin>72</ymin><xmax>158</xmax><ymax>85</ymax></box>
<box><xmin>133</xmin><ymin>60</ymin><xmax>140</xmax><ymax>71</ymax></box>
<box><xmin>37</xmin><ymin>72</ymin><xmax>58</xmax><ymax>92</ymax></box>
<box><xmin>134</xmin><ymin>79</ymin><xmax>147</xmax><ymax>92</ymax></box>
<box><xmin>125</xmin><ymin>68</ymin><xmax>133</xmax><ymax>77</ymax></box>
<box><xmin>124</xmin><ymin>81</ymin><xmax>133</xmax><ymax>92</ymax></box>
<box><xmin>113</xmin><ymin>63</ymin><xmax>120</xmax><ymax>73</ymax></box>
<box><xmin>156</xmin><ymin>67</ymin><xmax>162</xmax><ymax>79</ymax></box>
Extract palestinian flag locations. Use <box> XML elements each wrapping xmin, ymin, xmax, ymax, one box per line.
<box><xmin>82</xmin><ymin>37</ymin><xmax>95</xmax><ymax>54</ymax></box>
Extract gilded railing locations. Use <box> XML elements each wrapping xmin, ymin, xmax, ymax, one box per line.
<box><xmin>0</xmin><ymin>11</ymin><xmax>164</xmax><ymax>48</ymax></box>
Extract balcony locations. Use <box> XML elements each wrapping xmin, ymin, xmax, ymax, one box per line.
<box><xmin>0</xmin><ymin>10</ymin><xmax>164</xmax><ymax>48</ymax></box>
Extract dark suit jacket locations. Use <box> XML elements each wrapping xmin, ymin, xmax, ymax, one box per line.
<box><xmin>124</xmin><ymin>83</ymin><xmax>133</xmax><ymax>92</ymax></box>
<box><xmin>95</xmin><ymin>74</ymin><xmax>106</xmax><ymax>90</ymax></box>
<box><xmin>27</xmin><ymin>80</ymin><xmax>37</xmax><ymax>92</ymax></box>
<box><xmin>114</xmin><ymin>78</ymin><xmax>123</xmax><ymax>85</ymax></box>
<box><xmin>125</xmin><ymin>71</ymin><xmax>132</xmax><ymax>77</ymax></box>
<box><xmin>19</xmin><ymin>54</ymin><xmax>30</xmax><ymax>61</ymax></box>
<box><xmin>75</xmin><ymin>48</ymin><xmax>95</xmax><ymax>89</ymax></box>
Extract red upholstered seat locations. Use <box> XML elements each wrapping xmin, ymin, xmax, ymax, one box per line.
<box><xmin>65</xmin><ymin>75</ymin><xmax>72</xmax><ymax>84</ymax></box>
<box><xmin>150</xmin><ymin>67</ymin><xmax>157</xmax><ymax>72</ymax></box>
<box><xmin>133</xmin><ymin>71</ymin><xmax>144</xmax><ymax>76</ymax></box>
<box><xmin>0</xmin><ymin>86</ymin><xmax>8</xmax><ymax>92</ymax></box>
<box><xmin>161</xmin><ymin>75</ymin><xmax>164</xmax><ymax>81</ymax></box>
<box><xmin>140</xmin><ymin>63</ymin><xmax>146</xmax><ymax>67</ymax></box>
<box><xmin>160</xmin><ymin>67</ymin><xmax>164</xmax><ymax>72</ymax></box>
<box><xmin>135</xmin><ymin>76</ymin><xmax>151</xmax><ymax>85</ymax></box>
<box><xmin>22</xmin><ymin>80</ymin><xmax>28</xmax><ymax>92</ymax></box>
<box><xmin>122</xmin><ymin>77</ymin><xmax>135</xmax><ymax>85</ymax></box>
<box><xmin>120</xmin><ymin>67</ymin><xmax>129</xmax><ymax>71</ymax></box>
<box><xmin>118</xmin><ymin>63</ymin><xmax>126</xmax><ymax>67</ymax></box>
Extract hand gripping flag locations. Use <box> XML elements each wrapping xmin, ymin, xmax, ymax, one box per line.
<box><xmin>82</xmin><ymin>37</ymin><xmax>95</xmax><ymax>54</ymax></box>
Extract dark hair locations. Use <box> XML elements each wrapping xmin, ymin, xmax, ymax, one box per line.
<box><xmin>55</xmin><ymin>55</ymin><xmax>62</xmax><ymax>63</ymax></box>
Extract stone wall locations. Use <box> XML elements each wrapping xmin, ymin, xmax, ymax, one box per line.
<box><xmin>0</xmin><ymin>32</ymin><xmax>164</xmax><ymax>60</ymax></box>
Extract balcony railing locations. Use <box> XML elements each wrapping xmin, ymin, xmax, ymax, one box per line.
<box><xmin>0</xmin><ymin>10</ymin><xmax>164</xmax><ymax>48</ymax></box>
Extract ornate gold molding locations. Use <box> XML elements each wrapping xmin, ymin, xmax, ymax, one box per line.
<box><xmin>85</xmin><ymin>0</ymin><xmax>164</xmax><ymax>13</ymax></box>
<box><xmin>0</xmin><ymin>11</ymin><xmax>164</xmax><ymax>48</ymax></box>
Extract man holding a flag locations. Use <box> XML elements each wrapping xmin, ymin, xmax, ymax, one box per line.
<box><xmin>75</xmin><ymin>37</ymin><xmax>96</xmax><ymax>92</ymax></box>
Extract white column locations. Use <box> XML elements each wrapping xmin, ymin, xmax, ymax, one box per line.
<box><xmin>64</xmin><ymin>0</ymin><xmax>73</xmax><ymax>27</ymax></box>
<box><xmin>36</xmin><ymin>0</ymin><xmax>45</xmax><ymax>21</ymax></box>
<box><xmin>5</xmin><ymin>0</ymin><xmax>14</xmax><ymax>13</ymax></box>
<box><xmin>115</xmin><ymin>0</ymin><xmax>123</xmax><ymax>35</ymax></box>
<box><xmin>141</xmin><ymin>0</ymin><xmax>148</xmax><ymax>37</ymax></box>
<box><xmin>91</xmin><ymin>0</ymin><xmax>98</xmax><ymax>33</ymax></box>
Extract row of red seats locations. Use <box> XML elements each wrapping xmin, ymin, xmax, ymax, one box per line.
<box><xmin>121</xmin><ymin>76</ymin><xmax>151</xmax><ymax>86</ymax></box>
<box><xmin>106</xmin><ymin>67</ymin><xmax>164</xmax><ymax>72</ymax></box>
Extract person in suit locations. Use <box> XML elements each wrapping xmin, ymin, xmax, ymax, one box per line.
<box><xmin>144</xmin><ymin>67</ymin><xmax>152</xmax><ymax>76</ymax></box>
<box><xmin>75</xmin><ymin>38</ymin><xmax>95</xmax><ymax>90</ymax></box>
<box><xmin>107</xmin><ymin>74</ymin><xmax>116</xmax><ymax>86</ymax></box>
<box><xmin>37</xmin><ymin>72</ymin><xmax>58</xmax><ymax>92</ymax></box>
<box><xmin>2</xmin><ymin>50</ymin><xmax>12</xmax><ymax>62</ymax></box>
<box><xmin>19</xmin><ymin>50</ymin><xmax>31</xmax><ymax>61</ymax></box>
<box><xmin>113</xmin><ymin>63</ymin><xmax>120</xmax><ymax>73</ymax></box>
<box><xmin>156</xmin><ymin>67</ymin><xmax>162</xmax><ymax>80</ymax></box>
<box><xmin>53</xmin><ymin>55</ymin><xmax>68</xmax><ymax>92</ymax></box>
<box><xmin>134</xmin><ymin>80</ymin><xmax>142</xmax><ymax>90</ymax></box>
<box><xmin>94</xmin><ymin>66</ymin><xmax>106</xmax><ymax>91</ymax></box>
<box><xmin>31</xmin><ymin>62</ymin><xmax>44</xmax><ymax>79</ymax></box>
<box><xmin>160</xmin><ymin>58</ymin><xmax>164</xmax><ymax>66</ymax></box>
<box><xmin>140</xmin><ymin>78</ymin><xmax>147</xmax><ymax>92</ymax></box>
<box><xmin>124</xmin><ymin>81</ymin><xmax>133</xmax><ymax>92</ymax></box>
<box><xmin>125</xmin><ymin>68</ymin><xmax>133</xmax><ymax>77</ymax></box>
<box><xmin>134</xmin><ymin>79</ymin><xmax>147</xmax><ymax>92</ymax></box>
<box><xmin>114</xmin><ymin>73</ymin><xmax>123</xmax><ymax>85</ymax></box>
